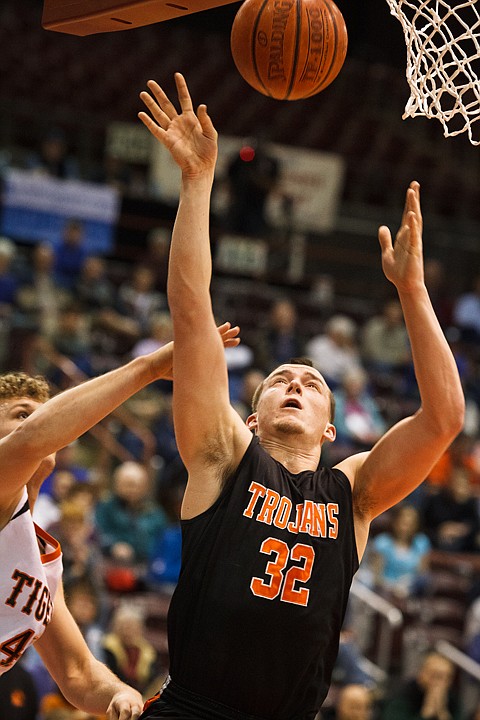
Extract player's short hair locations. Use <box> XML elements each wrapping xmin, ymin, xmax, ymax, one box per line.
<box><xmin>0</xmin><ymin>372</ymin><xmax>50</xmax><ymax>404</ymax></box>
<box><xmin>251</xmin><ymin>358</ymin><xmax>335</xmax><ymax>422</ymax></box>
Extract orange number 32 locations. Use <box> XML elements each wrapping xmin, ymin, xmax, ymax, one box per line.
<box><xmin>250</xmin><ymin>537</ymin><xmax>315</xmax><ymax>607</ymax></box>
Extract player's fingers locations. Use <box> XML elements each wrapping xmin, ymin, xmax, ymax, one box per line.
<box><xmin>224</xmin><ymin>338</ymin><xmax>241</xmax><ymax>347</ymax></box>
<box><xmin>146</xmin><ymin>79</ymin><xmax>178</xmax><ymax>119</ymax></box>
<box><xmin>197</xmin><ymin>104</ymin><xmax>218</xmax><ymax>140</ymax></box>
<box><xmin>174</xmin><ymin>72</ymin><xmax>194</xmax><ymax>113</ymax></box>
<box><xmin>139</xmin><ymin>91</ymin><xmax>171</xmax><ymax>129</ymax></box>
<box><xmin>378</xmin><ymin>225</ymin><xmax>393</xmax><ymax>253</ymax></box>
<box><xmin>138</xmin><ymin>111</ymin><xmax>166</xmax><ymax>142</ymax></box>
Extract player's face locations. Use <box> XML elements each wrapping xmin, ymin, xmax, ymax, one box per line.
<box><xmin>0</xmin><ymin>397</ymin><xmax>41</xmax><ymax>439</ymax></box>
<box><xmin>250</xmin><ymin>364</ymin><xmax>335</xmax><ymax>443</ymax></box>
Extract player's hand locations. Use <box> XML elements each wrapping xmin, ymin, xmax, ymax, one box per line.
<box><xmin>378</xmin><ymin>181</ymin><xmax>424</xmax><ymax>294</ymax></box>
<box><xmin>154</xmin><ymin>322</ymin><xmax>240</xmax><ymax>381</ymax></box>
<box><xmin>106</xmin><ymin>688</ymin><xmax>144</xmax><ymax>719</ymax></box>
<box><xmin>139</xmin><ymin>72</ymin><xmax>218</xmax><ymax>178</ymax></box>
<box><xmin>217</xmin><ymin>321</ymin><xmax>241</xmax><ymax>348</ymax></box>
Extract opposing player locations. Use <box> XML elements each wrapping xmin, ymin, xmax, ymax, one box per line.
<box><xmin>138</xmin><ymin>73</ymin><xmax>464</xmax><ymax>720</ymax></box>
<box><xmin>0</xmin><ymin>324</ymin><xmax>239</xmax><ymax>719</ymax></box>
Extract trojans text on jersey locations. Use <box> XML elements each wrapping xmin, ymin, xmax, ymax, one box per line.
<box><xmin>243</xmin><ymin>481</ymin><xmax>339</xmax><ymax>539</ymax></box>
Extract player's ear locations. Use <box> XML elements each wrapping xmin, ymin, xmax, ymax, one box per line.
<box><xmin>246</xmin><ymin>413</ymin><xmax>258</xmax><ymax>434</ymax></box>
<box><xmin>322</xmin><ymin>422</ymin><xmax>336</xmax><ymax>444</ymax></box>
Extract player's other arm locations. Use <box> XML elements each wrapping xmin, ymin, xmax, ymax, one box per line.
<box><xmin>337</xmin><ymin>183</ymin><xmax>464</xmax><ymax>554</ymax></box>
<box><xmin>35</xmin><ymin>584</ymin><xmax>143</xmax><ymax>719</ymax></box>
<box><xmin>0</xmin><ymin>341</ymin><xmax>177</xmax><ymax>503</ymax></box>
<box><xmin>139</xmin><ymin>74</ymin><xmax>252</xmax><ymax>518</ymax></box>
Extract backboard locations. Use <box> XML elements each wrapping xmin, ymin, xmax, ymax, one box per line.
<box><xmin>42</xmin><ymin>0</ymin><xmax>241</xmax><ymax>35</ymax></box>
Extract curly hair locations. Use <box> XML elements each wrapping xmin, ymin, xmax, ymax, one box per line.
<box><xmin>0</xmin><ymin>372</ymin><xmax>50</xmax><ymax>404</ymax></box>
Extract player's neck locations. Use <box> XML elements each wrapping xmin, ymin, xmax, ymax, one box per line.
<box><xmin>259</xmin><ymin>437</ymin><xmax>321</xmax><ymax>474</ymax></box>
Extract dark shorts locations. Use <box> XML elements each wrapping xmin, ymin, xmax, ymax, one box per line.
<box><xmin>139</xmin><ymin>677</ymin><xmax>268</xmax><ymax>720</ymax></box>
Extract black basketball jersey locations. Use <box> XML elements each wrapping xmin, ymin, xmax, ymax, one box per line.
<box><xmin>166</xmin><ymin>436</ymin><xmax>359</xmax><ymax>720</ymax></box>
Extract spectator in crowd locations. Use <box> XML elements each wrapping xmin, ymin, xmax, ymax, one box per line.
<box><xmin>139</xmin><ymin>227</ymin><xmax>170</xmax><ymax>294</ymax></box>
<box><xmin>370</xmin><ymin>504</ymin><xmax>431</xmax><ymax>598</ymax></box>
<box><xmin>47</xmin><ymin>303</ymin><xmax>93</xmax><ymax>378</ymax></box>
<box><xmin>453</xmin><ymin>273</ymin><xmax>480</xmax><ymax>347</ymax></box>
<box><xmin>332</xmin><ymin>631</ymin><xmax>381</xmax><ymax>691</ymax></box>
<box><xmin>117</xmin><ymin>264</ymin><xmax>167</xmax><ymax>335</ymax></box>
<box><xmin>102</xmin><ymin>605</ymin><xmax>161</xmax><ymax>695</ymax></box>
<box><xmin>65</xmin><ymin>581</ymin><xmax>106</xmax><ymax>662</ymax></box>
<box><xmin>0</xmin><ymin>659</ymin><xmax>39</xmax><ymax>720</ymax></box>
<box><xmin>147</xmin><ymin>482</ymin><xmax>184</xmax><ymax>591</ymax></box>
<box><xmin>333</xmin><ymin>684</ymin><xmax>374</xmax><ymax>720</ymax></box>
<box><xmin>226</xmin><ymin>137</ymin><xmax>280</xmax><ymax>237</ymax></box>
<box><xmin>26</xmin><ymin>127</ymin><xmax>80</xmax><ymax>180</ymax></box>
<box><xmin>131</xmin><ymin>311</ymin><xmax>173</xmax><ymax>359</ymax></box>
<box><xmin>305</xmin><ymin>314</ymin><xmax>362</xmax><ymax>389</ymax></box>
<box><xmin>361</xmin><ymin>298</ymin><xmax>411</xmax><ymax>386</ymax></box>
<box><xmin>48</xmin><ymin>497</ymin><xmax>103</xmax><ymax>590</ymax></box>
<box><xmin>15</xmin><ymin>242</ymin><xmax>71</xmax><ymax>340</ymax></box>
<box><xmin>95</xmin><ymin>461</ymin><xmax>167</xmax><ymax>565</ymax></box>
<box><xmin>425</xmin><ymin>432</ymin><xmax>480</xmax><ymax>490</ymax></box>
<box><xmin>53</xmin><ymin>219</ymin><xmax>90</xmax><ymax>291</ymax></box>
<box><xmin>333</xmin><ymin>366</ymin><xmax>387</xmax><ymax>455</ymax></box>
<box><xmin>254</xmin><ymin>297</ymin><xmax>306</xmax><ymax>374</ymax></box>
<box><xmin>381</xmin><ymin>651</ymin><xmax>462</xmax><ymax>720</ymax></box>
<box><xmin>75</xmin><ymin>256</ymin><xmax>116</xmax><ymax>315</ymax></box>
<box><xmin>32</xmin><ymin>469</ymin><xmax>76</xmax><ymax>530</ymax></box>
<box><xmin>38</xmin><ymin>442</ymin><xmax>90</xmax><ymax>497</ymax></box>
<box><xmin>422</xmin><ymin>466</ymin><xmax>480</xmax><ymax>553</ymax></box>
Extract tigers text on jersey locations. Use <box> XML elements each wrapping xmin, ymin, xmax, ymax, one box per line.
<box><xmin>0</xmin><ymin>490</ymin><xmax>62</xmax><ymax>674</ymax></box>
<box><xmin>166</xmin><ymin>436</ymin><xmax>359</xmax><ymax>720</ymax></box>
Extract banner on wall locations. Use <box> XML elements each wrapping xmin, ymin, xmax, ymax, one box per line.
<box><xmin>150</xmin><ymin>135</ymin><xmax>345</xmax><ymax>234</ymax></box>
<box><xmin>1</xmin><ymin>169</ymin><xmax>121</xmax><ymax>254</ymax></box>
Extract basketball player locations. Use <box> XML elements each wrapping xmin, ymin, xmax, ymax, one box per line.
<box><xmin>137</xmin><ymin>73</ymin><xmax>464</xmax><ymax>720</ymax></box>
<box><xmin>0</xmin><ymin>324</ymin><xmax>239</xmax><ymax>718</ymax></box>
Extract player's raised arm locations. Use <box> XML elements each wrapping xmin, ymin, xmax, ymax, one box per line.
<box><xmin>337</xmin><ymin>182</ymin><xmax>464</xmax><ymax>548</ymax></box>
<box><xmin>139</xmin><ymin>74</ymin><xmax>252</xmax><ymax>517</ymax></box>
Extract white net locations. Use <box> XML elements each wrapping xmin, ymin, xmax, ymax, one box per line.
<box><xmin>385</xmin><ymin>0</ymin><xmax>480</xmax><ymax>143</ymax></box>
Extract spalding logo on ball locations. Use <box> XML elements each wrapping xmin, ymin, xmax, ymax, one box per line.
<box><xmin>230</xmin><ymin>0</ymin><xmax>348</xmax><ymax>100</ymax></box>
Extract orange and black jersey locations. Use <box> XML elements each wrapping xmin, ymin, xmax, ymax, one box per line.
<box><xmin>165</xmin><ymin>436</ymin><xmax>359</xmax><ymax>720</ymax></box>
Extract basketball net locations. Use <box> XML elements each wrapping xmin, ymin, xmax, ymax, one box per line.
<box><xmin>385</xmin><ymin>0</ymin><xmax>480</xmax><ymax>144</ymax></box>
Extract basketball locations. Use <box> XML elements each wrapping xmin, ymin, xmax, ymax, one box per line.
<box><xmin>230</xmin><ymin>0</ymin><xmax>348</xmax><ymax>101</ymax></box>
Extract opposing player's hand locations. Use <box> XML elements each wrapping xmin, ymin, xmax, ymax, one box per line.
<box><xmin>151</xmin><ymin>322</ymin><xmax>241</xmax><ymax>381</ymax></box>
<box><xmin>106</xmin><ymin>688</ymin><xmax>144</xmax><ymax>720</ymax></box>
<box><xmin>217</xmin><ymin>321</ymin><xmax>241</xmax><ymax>348</ymax></box>
<box><xmin>139</xmin><ymin>72</ymin><xmax>218</xmax><ymax>178</ymax></box>
<box><xmin>378</xmin><ymin>181</ymin><xmax>424</xmax><ymax>294</ymax></box>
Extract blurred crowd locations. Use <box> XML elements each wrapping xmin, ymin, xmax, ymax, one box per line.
<box><xmin>0</xmin><ymin>130</ymin><xmax>479</xmax><ymax>720</ymax></box>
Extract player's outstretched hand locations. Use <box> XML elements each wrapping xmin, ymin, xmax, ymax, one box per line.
<box><xmin>378</xmin><ymin>181</ymin><xmax>424</xmax><ymax>294</ymax></box>
<box><xmin>139</xmin><ymin>72</ymin><xmax>218</xmax><ymax>178</ymax></box>
<box><xmin>106</xmin><ymin>688</ymin><xmax>144</xmax><ymax>720</ymax></box>
<box><xmin>150</xmin><ymin>321</ymin><xmax>241</xmax><ymax>381</ymax></box>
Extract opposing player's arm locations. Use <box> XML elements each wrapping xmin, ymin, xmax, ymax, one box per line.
<box><xmin>139</xmin><ymin>74</ymin><xmax>252</xmax><ymax>517</ymax></box>
<box><xmin>336</xmin><ymin>183</ymin><xmax>464</xmax><ymax>558</ymax></box>
<box><xmin>36</xmin><ymin>583</ymin><xmax>143</xmax><ymax>719</ymax></box>
<box><xmin>0</xmin><ymin>340</ymin><xmax>179</xmax><ymax>506</ymax></box>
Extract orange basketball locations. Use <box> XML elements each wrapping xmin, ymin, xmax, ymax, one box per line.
<box><xmin>230</xmin><ymin>0</ymin><xmax>348</xmax><ymax>100</ymax></box>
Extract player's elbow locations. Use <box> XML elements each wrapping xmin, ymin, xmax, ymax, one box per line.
<box><xmin>427</xmin><ymin>394</ymin><xmax>465</xmax><ymax>441</ymax></box>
